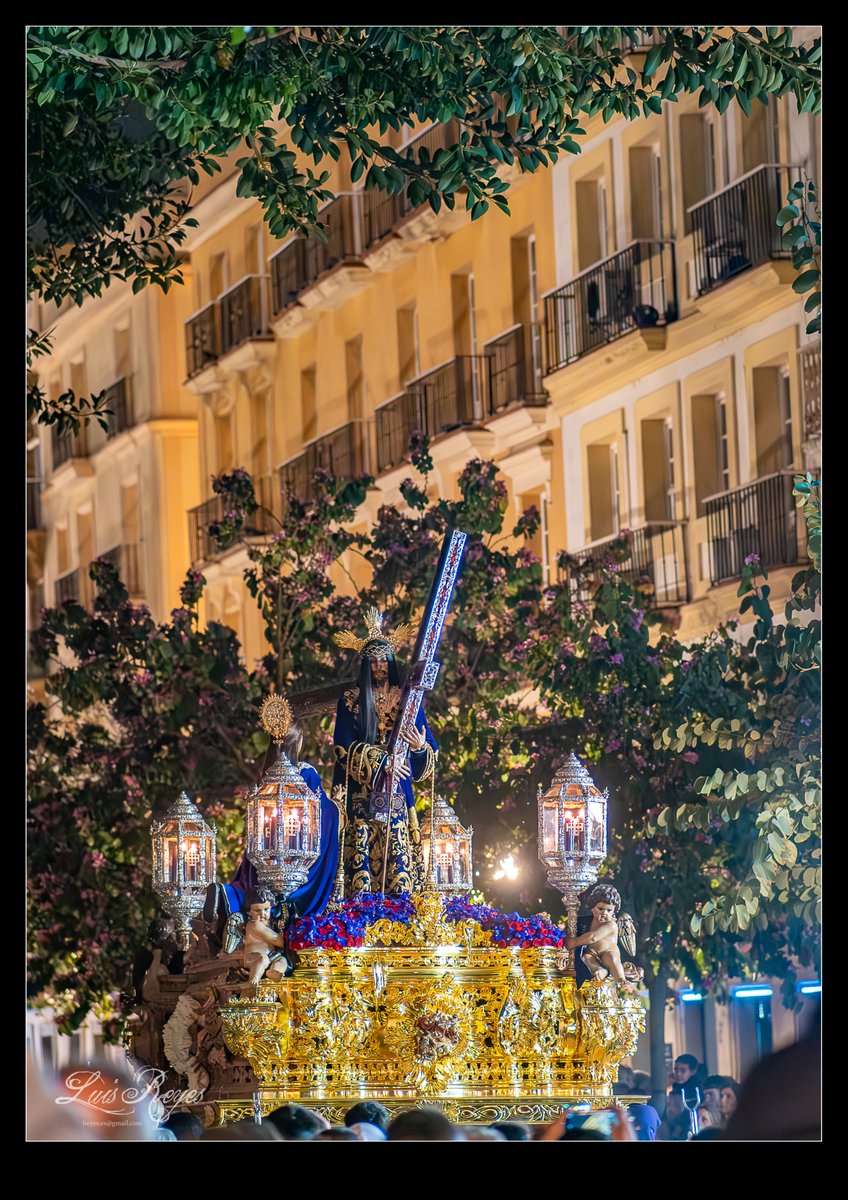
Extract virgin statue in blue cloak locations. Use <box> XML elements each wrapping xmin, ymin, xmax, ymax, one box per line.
<box><xmin>332</xmin><ymin>608</ymin><xmax>438</xmax><ymax>895</ymax></box>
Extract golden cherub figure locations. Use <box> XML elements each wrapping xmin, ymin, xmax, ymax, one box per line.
<box><xmin>565</xmin><ymin>883</ymin><xmax>644</xmax><ymax>991</ymax></box>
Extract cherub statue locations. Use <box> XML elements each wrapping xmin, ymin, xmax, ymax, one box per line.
<box><xmin>223</xmin><ymin>887</ymin><xmax>289</xmax><ymax>985</ymax></box>
<box><xmin>565</xmin><ymin>883</ymin><xmax>644</xmax><ymax>991</ymax></box>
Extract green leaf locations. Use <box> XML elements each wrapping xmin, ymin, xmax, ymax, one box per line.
<box><xmin>793</xmin><ymin>269</ymin><xmax>820</xmax><ymax>293</ymax></box>
<box><xmin>643</xmin><ymin>44</ymin><xmax>664</xmax><ymax>79</ymax></box>
<box><xmin>776</xmin><ymin>204</ymin><xmax>800</xmax><ymax>225</ymax></box>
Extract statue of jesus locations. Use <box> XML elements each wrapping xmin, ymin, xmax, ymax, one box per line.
<box><xmin>332</xmin><ymin>608</ymin><xmax>438</xmax><ymax>895</ymax></box>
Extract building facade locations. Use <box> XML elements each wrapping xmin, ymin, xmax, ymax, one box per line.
<box><xmin>28</xmin><ymin>39</ymin><xmax>820</xmax><ymax>1079</ymax></box>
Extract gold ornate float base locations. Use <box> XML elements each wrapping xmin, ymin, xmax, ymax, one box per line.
<box><xmin>215</xmin><ymin>893</ymin><xmax>645</xmax><ymax>1126</ymax></box>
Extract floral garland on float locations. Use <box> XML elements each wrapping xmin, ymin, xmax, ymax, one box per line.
<box><xmin>287</xmin><ymin>892</ymin><xmax>566</xmax><ymax>951</ymax></box>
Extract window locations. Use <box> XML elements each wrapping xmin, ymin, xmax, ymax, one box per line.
<box><xmin>215</xmin><ymin>413</ymin><xmax>234</xmax><ymax>472</ymax></box>
<box><xmin>210</xmin><ymin>251</ymin><xmax>228</xmax><ymax>301</ymax></box>
<box><xmin>451</xmin><ymin>272</ymin><xmax>477</xmax><ymax>355</ymax></box>
<box><xmin>630</xmin><ymin>145</ymin><xmax>663</xmax><ymax>240</ymax></box>
<box><xmin>57</xmin><ymin>525</ymin><xmax>70</xmax><ymax>575</ymax></box>
<box><xmin>345</xmin><ymin>335</ymin><xmax>364</xmax><ymax>423</ymax></box>
<box><xmin>587</xmin><ymin>442</ymin><xmax>620</xmax><ymax>540</ymax></box>
<box><xmin>114</xmin><ymin>324</ymin><xmax>132</xmax><ymax>381</ymax></box>
<box><xmin>641</xmin><ymin>417</ymin><xmax>676</xmax><ymax>522</ymax></box>
<box><xmin>691</xmin><ymin>393</ymin><xmax>730</xmax><ymax>515</ymax></box>
<box><xmin>396</xmin><ymin>305</ymin><xmax>420</xmax><ymax>386</ymax></box>
<box><xmin>576</xmin><ymin>176</ymin><xmax>608</xmax><ymax>270</ymax></box>
<box><xmin>511</xmin><ymin>233</ymin><xmax>543</xmax><ymax>387</ymax></box>
<box><xmin>680</xmin><ymin>115</ymin><xmax>716</xmax><ymax>234</ymax></box>
<box><xmin>301</xmin><ymin>365</ymin><xmax>317</xmax><ymax>442</ymax></box>
<box><xmin>753</xmin><ymin>364</ymin><xmax>794</xmax><ymax>476</ymax></box>
<box><xmin>742</xmin><ymin>96</ymin><xmax>780</xmax><ymax>174</ymax></box>
<box><xmin>243</xmin><ymin>223</ymin><xmax>262</xmax><ymax>277</ymax></box>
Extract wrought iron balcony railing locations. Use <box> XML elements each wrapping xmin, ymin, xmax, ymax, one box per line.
<box><xmin>100</xmin><ymin>543</ymin><xmax>143</xmax><ymax>596</ymax></box>
<box><xmin>704</xmin><ymin>471</ymin><xmax>801</xmax><ymax>586</ymax></box>
<box><xmin>799</xmin><ymin>341</ymin><xmax>821</xmax><ymax>443</ymax></box>
<box><xmin>51</xmin><ymin>425</ymin><xmax>87</xmax><ymax>470</ymax></box>
<box><xmin>188</xmin><ymin>482</ymin><xmax>280</xmax><ymax>565</ymax></box>
<box><xmin>361</xmin><ymin>118</ymin><xmax>462</xmax><ymax>247</ymax></box>
<box><xmin>104</xmin><ymin>377</ymin><xmax>133</xmax><ymax>440</ymax></box>
<box><xmin>688</xmin><ymin>163</ymin><xmax>800</xmax><ymax>297</ymax></box>
<box><xmin>270</xmin><ymin>194</ymin><xmax>365</xmax><ymax>315</ymax></box>
<box><xmin>544</xmin><ymin>240</ymin><xmax>678</xmax><ymax>374</ymax></box>
<box><xmin>279</xmin><ymin>421</ymin><xmax>370</xmax><ymax>502</ymax></box>
<box><xmin>185</xmin><ymin>301</ymin><xmax>221</xmax><ymax>379</ymax></box>
<box><xmin>27</xmin><ymin>480</ymin><xmax>42</xmax><ymax>531</ymax></box>
<box><xmin>54</xmin><ymin>568</ymin><xmax>83</xmax><ymax>607</ymax></box>
<box><xmin>484</xmin><ymin>322</ymin><xmax>547</xmax><ymax>417</ymax></box>
<box><xmin>558</xmin><ymin>521</ymin><xmax>689</xmax><ymax>607</ymax></box>
<box><xmin>220</xmin><ymin>275</ymin><xmax>272</xmax><ymax>356</ymax></box>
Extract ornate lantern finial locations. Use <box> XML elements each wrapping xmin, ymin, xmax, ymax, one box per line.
<box><xmin>537</xmin><ymin>752</ymin><xmax>609</xmax><ymax>966</ymax></box>
<box><xmin>245</xmin><ymin>694</ymin><xmax>321</xmax><ymax>899</ymax></box>
<box><xmin>421</xmin><ymin>795</ymin><xmax>474</xmax><ymax>895</ymax></box>
<box><xmin>151</xmin><ymin>791</ymin><xmax>217</xmax><ymax>949</ymax></box>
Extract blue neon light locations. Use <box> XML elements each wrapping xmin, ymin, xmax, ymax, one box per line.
<box><xmin>798</xmin><ymin>982</ymin><xmax>821</xmax><ymax>995</ymax></box>
<box><xmin>679</xmin><ymin>991</ymin><xmax>703</xmax><ymax>1003</ymax></box>
<box><xmin>733</xmin><ymin>985</ymin><xmax>773</xmax><ymax>999</ymax></box>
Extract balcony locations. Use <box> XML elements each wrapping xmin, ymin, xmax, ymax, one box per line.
<box><xmin>799</xmin><ymin>342</ymin><xmax>821</xmax><ymax>471</ymax></box>
<box><xmin>100</xmin><ymin>544</ymin><xmax>143</xmax><ymax>596</ymax></box>
<box><xmin>559</xmin><ymin>521</ymin><xmax>689</xmax><ymax>607</ymax></box>
<box><xmin>188</xmin><ymin>476</ymin><xmax>281</xmax><ymax>565</ymax></box>
<box><xmin>689</xmin><ymin>164</ymin><xmax>799</xmax><ymax>297</ymax></box>
<box><xmin>484</xmin><ymin>323</ymin><xmax>547</xmax><ymax>417</ymax></box>
<box><xmin>185</xmin><ymin>301</ymin><xmax>221</xmax><ymax>380</ymax></box>
<box><xmin>27</xmin><ymin>480</ymin><xmax>42</xmax><ymax>531</ymax></box>
<box><xmin>270</xmin><ymin>194</ymin><xmax>368</xmax><ymax>317</ymax></box>
<box><xmin>361</xmin><ymin>118</ymin><xmax>462</xmax><ymax>248</ymax></box>
<box><xmin>279</xmin><ymin>420</ymin><xmax>370</xmax><ymax>502</ymax></box>
<box><xmin>544</xmin><ymin>240</ymin><xmax>678</xmax><ymax>374</ymax></box>
<box><xmin>104</xmin><ymin>377</ymin><xmax>133</xmax><ymax>440</ymax></box>
<box><xmin>704</xmin><ymin>472</ymin><xmax>802</xmax><ymax>586</ymax></box>
<box><xmin>51</xmin><ymin>425</ymin><xmax>87</xmax><ymax>472</ymax></box>
<box><xmin>54</xmin><ymin>568</ymin><xmax>84</xmax><ymax>607</ymax></box>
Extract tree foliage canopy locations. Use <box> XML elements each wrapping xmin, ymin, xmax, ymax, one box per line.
<box><xmin>28</xmin><ymin>25</ymin><xmax>821</xmax><ymax>307</ymax></box>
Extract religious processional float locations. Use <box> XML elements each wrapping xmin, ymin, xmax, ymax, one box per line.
<box><xmin>130</xmin><ymin>531</ymin><xmax>646</xmax><ymax>1126</ymax></box>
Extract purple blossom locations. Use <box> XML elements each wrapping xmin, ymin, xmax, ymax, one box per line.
<box><xmin>590</xmin><ymin>634</ymin><xmax>606</xmax><ymax>653</ymax></box>
<box><xmin>744</xmin><ymin>553</ymin><xmax>760</xmax><ymax>566</ymax></box>
<box><xmin>682</xmin><ymin>751</ymin><xmax>699</xmax><ymax>764</ymax></box>
<box><xmin>610</xmin><ymin>652</ymin><xmax>625</xmax><ymax>665</ymax></box>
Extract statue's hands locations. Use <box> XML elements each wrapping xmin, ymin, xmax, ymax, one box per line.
<box><xmin>402</xmin><ymin>725</ymin><xmax>428</xmax><ymax>753</ymax></box>
<box><xmin>394</xmin><ymin>760</ymin><xmax>413</xmax><ymax>781</ymax></box>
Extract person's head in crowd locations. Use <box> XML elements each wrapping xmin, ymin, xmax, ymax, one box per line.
<box><xmin>460</xmin><ymin>1126</ymin><xmax>506</xmax><ymax>1141</ymax></box>
<box><xmin>491</xmin><ymin>1121</ymin><xmax>532</xmax><ymax>1141</ymax></box>
<box><xmin>559</xmin><ymin>1128</ymin><xmax>609</xmax><ymax>1141</ymax></box>
<box><xmin>673</xmin><ymin>1054</ymin><xmax>699</xmax><ymax>1085</ymax></box>
<box><xmin>657</xmin><ymin>1084</ymin><xmax>691</xmax><ymax>1140</ymax></box>
<box><xmin>615</xmin><ymin>1064</ymin><xmax>635</xmax><ymax>1092</ymax></box>
<box><xmin>265</xmin><ymin>1103</ymin><xmax>326</xmax><ymax>1140</ymax></box>
<box><xmin>632</xmin><ymin>1071</ymin><xmax>651</xmax><ymax>1095</ymax></box>
<box><xmin>315</xmin><ymin>1126</ymin><xmax>359</xmax><ymax>1141</ymax></box>
<box><xmin>388</xmin><ymin>1106</ymin><xmax>458</xmax><ymax>1141</ymax></box>
<box><xmin>201</xmin><ymin>1121</ymin><xmax>283</xmax><ymax>1141</ymax></box>
<box><xmin>701</xmin><ymin>1074</ymin><xmax>728</xmax><ymax>1120</ymax></box>
<box><xmin>720</xmin><ymin>1080</ymin><xmax>741</xmax><ymax>1120</ymax></box>
<box><xmin>349</xmin><ymin>1122</ymin><xmax>387</xmax><ymax>1141</ymax></box>
<box><xmin>344</xmin><ymin>1101</ymin><xmax>390</xmax><ymax>1132</ymax></box>
<box><xmin>696</xmin><ymin>1105</ymin><xmax>715</xmax><ymax>1129</ymax></box>
<box><xmin>691</xmin><ymin>1127</ymin><xmax>724</xmax><ymax>1140</ymax></box>
<box><xmin>628</xmin><ymin>1103</ymin><xmax>661</xmax><ymax>1141</ymax></box>
<box><xmin>162</xmin><ymin>1110</ymin><xmax>205</xmax><ymax>1141</ymax></box>
<box><xmin>153</xmin><ymin>1127</ymin><xmax>178</xmax><ymax>1140</ymax></box>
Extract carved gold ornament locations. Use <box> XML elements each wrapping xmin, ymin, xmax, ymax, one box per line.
<box><xmin>259</xmin><ymin>694</ymin><xmax>293</xmax><ymax>742</ymax></box>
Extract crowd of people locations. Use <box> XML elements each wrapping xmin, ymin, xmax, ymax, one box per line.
<box><xmin>28</xmin><ymin>1035</ymin><xmax>819</xmax><ymax>1141</ymax></box>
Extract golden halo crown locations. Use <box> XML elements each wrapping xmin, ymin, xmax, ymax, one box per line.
<box><xmin>259</xmin><ymin>693</ymin><xmax>293</xmax><ymax>743</ymax></box>
<box><xmin>332</xmin><ymin>606</ymin><xmax>415</xmax><ymax>656</ymax></box>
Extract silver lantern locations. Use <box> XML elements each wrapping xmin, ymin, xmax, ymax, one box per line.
<box><xmin>245</xmin><ymin>741</ymin><xmax>321</xmax><ymax>899</ymax></box>
<box><xmin>538</xmin><ymin>752</ymin><xmax>608</xmax><ymax>966</ymax></box>
<box><xmin>421</xmin><ymin>794</ymin><xmax>474</xmax><ymax>894</ymax></box>
<box><xmin>151</xmin><ymin>791</ymin><xmax>217</xmax><ymax>949</ymax></box>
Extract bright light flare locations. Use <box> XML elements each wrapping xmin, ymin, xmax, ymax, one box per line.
<box><xmin>493</xmin><ymin>854</ymin><xmax>519</xmax><ymax>881</ymax></box>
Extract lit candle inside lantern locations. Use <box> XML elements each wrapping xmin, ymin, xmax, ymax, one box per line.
<box><xmin>285</xmin><ymin>811</ymin><xmax>301</xmax><ymax>850</ymax></box>
<box><xmin>263</xmin><ymin>810</ymin><xmax>277</xmax><ymax>851</ymax></box>
<box><xmin>169</xmin><ymin>840</ymin><xmax>178</xmax><ymax>882</ymax></box>
<box><xmin>183</xmin><ymin>839</ymin><xmax>200</xmax><ymax>882</ymax></box>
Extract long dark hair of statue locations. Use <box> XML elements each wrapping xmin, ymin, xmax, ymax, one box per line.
<box><xmin>356</xmin><ymin>652</ymin><xmax>405</xmax><ymax>744</ymax></box>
